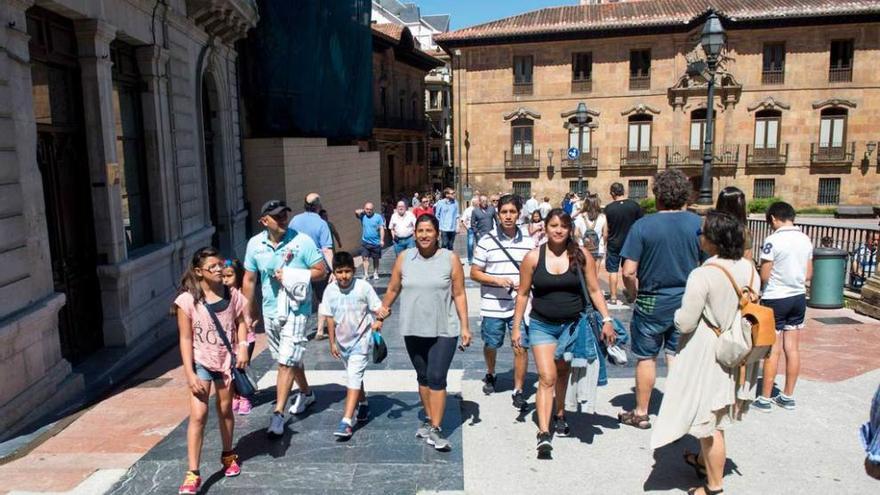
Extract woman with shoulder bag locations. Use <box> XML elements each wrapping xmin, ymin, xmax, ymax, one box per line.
<box><xmin>651</xmin><ymin>210</ymin><xmax>762</xmax><ymax>495</ymax></box>
<box><xmin>512</xmin><ymin>208</ymin><xmax>615</xmax><ymax>456</ymax></box>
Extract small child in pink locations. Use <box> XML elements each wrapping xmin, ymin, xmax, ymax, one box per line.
<box><xmin>174</xmin><ymin>247</ymin><xmax>249</xmax><ymax>495</ymax></box>
<box><xmin>222</xmin><ymin>258</ymin><xmax>255</xmax><ymax>415</ymax></box>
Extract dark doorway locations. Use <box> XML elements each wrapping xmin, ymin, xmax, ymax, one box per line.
<box><xmin>201</xmin><ymin>74</ymin><xmax>230</xmax><ymax>252</ymax></box>
<box><xmin>689</xmin><ymin>175</ymin><xmax>702</xmax><ymax>204</ymax></box>
<box><xmin>28</xmin><ymin>7</ymin><xmax>104</xmax><ymax>362</ymax></box>
<box><xmin>387</xmin><ymin>154</ymin><xmax>396</xmax><ymax>198</ymax></box>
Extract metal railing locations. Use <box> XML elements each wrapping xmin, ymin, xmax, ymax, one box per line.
<box><xmin>811</xmin><ymin>142</ymin><xmax>855</xmax><ymax>164</ymax></box>
<box><xmin>665</xmin><ymin>145</ymin><xmax>703</xmax><ymax>167</ymax></box>
<box><xmin>513</xmin><ymin>81</ymin><xmax>533</xmax><ymax>95</ymax></box>
<box><xmin>746</xmin><ymin>143</ymin><xmax>789</xmax><ymax>166</ymax></box>
<box><xmin>748</xmin><ymin>219</ymin><xmax>879</xmax><ymax>291</ymax></box>
<box><xmin>629</xmin><ymin>74</ymin><xmax>651</xmax><ymax>90</ymax></box>
<box><xmin>571</xmin><ymin>78</ymin><xmax>592</xmax><ymax>93</ymax></box>
<box><xmin>762</xmin><ymin>68</ymin><xmax>785</xmax><ymax>85</ymax></box>
<box><xmin>829</xmin><ymin>66</ymin><xmax>853</xmax><ymax>83</ymax></box>
<box><xmin>715</xmin><ymin>144</ymin><xmax>740</xmax><ymax>167</ymax></box>
<box><xmin>504</xmin><ymin>149</ymin><xmax>540</xmax><ymax>170</ymax></box>
<box><xmin>561</xmin><ymin>148</ymin><xmax>598</xmax><ymax>171</ymax></box>
<box><xmin>620</xmin><ymin>147</ymin><xmax>659</xmax><ymax>168</ymax></box>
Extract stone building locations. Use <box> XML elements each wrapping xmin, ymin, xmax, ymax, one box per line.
<box><xmin>435</xmin><ymin>0</ymin><xmax>880</xmax><ymax>208</ymax></box>
<box><xmin>371</xmin><ymin>23</ymin><xmax>443</xmax><ymax>199</ymax></box>
<box><xmin>0</xmin><ymin>0</ymin><xmax>256</xmax><ymax>436</ymax></box>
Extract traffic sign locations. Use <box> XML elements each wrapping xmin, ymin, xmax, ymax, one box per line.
<box><xmin>567</xmin><ymin>147</ymin><xmax>580</xmax><ymax>160</ymax></box>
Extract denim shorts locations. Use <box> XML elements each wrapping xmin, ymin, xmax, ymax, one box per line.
<box><xmin>629</xmin><ymin>310</ymin><xmax>679</xmax><ymax>359</ymax></box>
<box><xmin>481</xmin><ymin>316</ymin><xmax>529</xmax><ymax>349</ymax></box>
<box><xmin>394</xmin><ymin>236</ymin><xmax>415</xmax><ymax>254</ymax></box>
<box><xmin>605</xmin><ymin>250</ymin><xmax>622</xmax><ymax>274</ymax></box>
<box><xmin>762</xmin><ymin>294</ymin><xmax>807</xmax><ymax>330</ymax></box>
<box><xmin>528</xmin><ymin>316</ymin><xmax>575</xmax><ymax>347</ymax></box>
<box><xmin>194</xmin><ymin>362</ymin><xmax>225</xmax><ymax>382</ymax></box>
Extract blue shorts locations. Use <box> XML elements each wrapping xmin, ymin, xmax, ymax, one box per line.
<box><xmin>605</xmin><ymin>250</ymin><xmax>622</xmax><ymax>274</ymax></box>
<box><xmin>762</xmin><ymin>294</ymin><xmax>807</xmax><ymax>330</ymax></box>
<box><xmin>361</xmin><ymin>242</ymin><xmax>382</xmax><ymax>260</ymax></box>
<box><xmin>527</xmin><ymin>315</ymin><xmax>577</xmax><ymax>350</ymax></box>
<box><xmin>629</xmin><ymin>311</ymin><xmax>679</xmax><ymax>359</ymax></box>
<box><xmin>194</xmin><ymin>362</ymin><xmax>225</xmax><ymax>382</ymax></box>
<box><xmin>481</xmin><ymin>316</ymin><xmax>529</xmax><ymax>349</ymax></box>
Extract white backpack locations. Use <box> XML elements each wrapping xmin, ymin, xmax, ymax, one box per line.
<box><xmin>702</xmin><ymin>264</ymin><xmax>766</xmax><ymax>369</ymax></box>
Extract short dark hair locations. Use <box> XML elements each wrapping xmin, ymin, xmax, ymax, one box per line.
<box><xmin>332</xmin><ymin>251</ymin><xmax>355</xmax><ymax>270</ymax></box>
<box><xmin>610</xmin><ymin>182</ymin><xmax>624</xmax><ymax>197</ymax></box>
<box><xmin>766</xmin><ymin>201</ymin><xmax>796</xmax><ymax>223</ymax></box>
<box><xmin>652</xmin><ymin>169</ymin><xmax>691</xmax><ymax>210</ymax></box>
<box><xmin>497</xmin><ymin>194</ymin><xmax>522</xmax><ymax>212</ymax></box>
<box><xmin>703</xmin><ymin>210</ymin><xmax>745</xmax><ymax>260</ymax></box>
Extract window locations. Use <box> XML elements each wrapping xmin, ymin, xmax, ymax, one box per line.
<box><xmin>513</xmin><ymin>55</ymin><xmax>533</xmax><ymax>84</ymax></box>
<box><xmin>754</xmin><ymin>110</ymin><xmax>781</xmax><ymax>151</ymax></box>
<box><xmin>572</xmin><ymin>52</ymin><xmax>592</xmax><ymax>92</ymax></box>
<box><xmin>629</xmin><ymin>49</ymin><xmax>651</xmax><ymax>90</ymax></box>
<box><xmin>819</xmin><ymin>108</ymin><xmax>847</xmax><ymax>150</ymax></box>
<box><xmin>569</xmin><ymin>180</ymin><xmax>589</xmax><ymax>197</ymax></box>
<box><xmin>405</xmin><ymin>143</ymin><xmax>413</xmax><ymax>163</ymax></box>
<box><xmin>829</xmin><ymin>39</ymin><xmax>854</xmax><ymax>82</ymax></box>
<box><xmin>512</xmin><ymin>181</ymin><xmax>531</xmax><ymax>199</ymax></box>
<box><xmin>627</xmin><ymin>115</ymin><xmax>652</xmax><ymax>161</ymax></box>
<box><xmin>762</xmin><ymin>43</ymin><xmax>785</xmax><ymax>84</ymax></box>
<box><xmin>817</xmin><ymin>178</ymin><xmax>841</xmax><ymax>205</ymax></box>
<box><xmin>689</xmin><ymin>109</ymin><xmax>708</xmax><ymax>156</ymax></box>
<box><xmin>111</xmin><ymin>40</ymin><xmax>152</xmax><ymax>251</ymax></box>
<box><xmin>628</xmin><ymin>179</ymin><xmax>648</xmax><ymax>200</ymax></box>
<box><xmin>511</xmin><ymin>118</ymin><xmax>534</xmax><ymax>158</ymax></box>
<box><xmin>429</xmin><ymin>90</ymin><xmax>440</xmax><ymax>109</ymax></box>
<box><xmin>753</xmin><ymin>179</ymin><xmax>776</xmax><ymax>199</ymax></box>
<box><xmin>430</xmin><ymin>147</ymin><xmax>441</xmax><ymax>167</ymax></box>
<box><xmin>568</xmin><ymin>118</ymin><xmax>592</xmax><ymax>157</ymax></box>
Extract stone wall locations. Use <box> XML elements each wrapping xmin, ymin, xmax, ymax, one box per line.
<box><xmin>453</xmin><ymin>23</ymin><xmax>880</xmax><ymax>207</ymax></box>
<box><xmin>243</xmin><ymin>138</ymin><xmax>382</xmax><ymax>252</ymax></box>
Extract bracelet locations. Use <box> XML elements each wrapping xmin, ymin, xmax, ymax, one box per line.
<box><xmin>238</xmin><ymin>341</ymin><xmax>250</xmax><ymax>347</ymax></box>
<box><xmin>601</xmin><ymin>316</ymin><xmax>613</xmax><ymax>323</ymax></box>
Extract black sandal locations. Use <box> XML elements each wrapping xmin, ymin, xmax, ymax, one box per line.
<box><xmin>683</xmin><ymin>450</ymin><xmax>707</xmax><ymax>478</ymax></box>
<box><xmin>687</xmin><ymin>485</ymin><xmax>723</xmax><ymax>495</ymax></box>
<box><xmin>618</xmin><ymin>410</ymin><xmax>651</xmax><ymax>429</ymax></box>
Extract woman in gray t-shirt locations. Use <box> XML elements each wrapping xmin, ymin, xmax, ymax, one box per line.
<box><xmin>378</xmin><ymin>213</ymin><xmax>471</xmax><ymax>451</ymax></box>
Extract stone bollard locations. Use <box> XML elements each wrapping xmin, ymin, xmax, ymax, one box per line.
<box><xmin>851</xmin><ymin>271</ymin><xmax>880</xmax><ymax>320</ymax></box>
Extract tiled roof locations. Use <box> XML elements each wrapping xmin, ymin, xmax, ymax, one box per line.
<box><xmin>423</xmin><ymin>14</ymin><xmax>451</xmax><ymax>33</ymax></box>
<box><xmin>435</xmin><ymin>0</ymin><xmax>880</xmax><ymax>45</ymax></box>
<box><xmin>372</xmin><ymin>22</ymin><xmax>405</xmax><ymax>42</ymax></box>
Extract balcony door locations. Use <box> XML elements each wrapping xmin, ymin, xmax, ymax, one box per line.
<box><xmin>818</xmin><ymin>108</ymin><xmax>847</xmax><ymax>160</ymax></box>
<box><xmin>627</xmin><ymin>114</ymin><xmax>652</xmax><ymax>163</ymax></box>
<box><xmin>689</xmin><ymin>109</ymin><xmax>709</xmax><ymax>161</ymax></box>
<box><xmin>511</xmin><ymin>117</ymin><xmax>534</xmax><ymax>165</ymax></box>
<box><xmin>754</xmin><ymin>110</ymin><xmax>781</xmax><ymax>160</ymax></box>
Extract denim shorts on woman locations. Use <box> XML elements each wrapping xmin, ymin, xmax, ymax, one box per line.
<box><xmin>193</xmin><ymin>362</ymin><xmax>225</xmax><ymax>382</ymax></box>
<box><xmin>528</xmin><ymin>316</ymin><xmax>576</xmax><ymax>347</ymax></box>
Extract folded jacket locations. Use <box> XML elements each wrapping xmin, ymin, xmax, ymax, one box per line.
<box><xmin>276</xmin><ymin>267</ymin><xmax>312</xmax><ymax>323</ymax></box>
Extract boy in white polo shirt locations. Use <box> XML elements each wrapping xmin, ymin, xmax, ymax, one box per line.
<box><xmin>754</xmin><ymin>201</ymin><xmax>813</xmax><ymax>412</ymax></box>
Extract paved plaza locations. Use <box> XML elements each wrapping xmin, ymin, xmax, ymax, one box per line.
<box><xmin>0</xmin><ymin>244</ymin><xmax>878</xmax><ymax>494</ymax></box>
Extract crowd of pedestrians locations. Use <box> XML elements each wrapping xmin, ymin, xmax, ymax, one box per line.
<box><xmin>172</xmin><ymin>173</ymin><xmax>838</xmax><ymax>494</ymax></box>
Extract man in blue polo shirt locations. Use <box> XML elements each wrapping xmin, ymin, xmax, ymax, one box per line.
<box><xmin>434</xmin><ymin>187</ymin><xmax>460</xmax><ymax>250</ymax></box>
<box><xmin>355</xmin><ymin>202</ymin><xmax>385</xmax><ymax>281</ymax></box>
<box><xmin>243</xmin><ymin>199</ymin><xmax>326</xmax><ymax>437</ymax></box>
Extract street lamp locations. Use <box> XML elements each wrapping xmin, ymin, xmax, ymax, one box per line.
<box><xmin>575</xmin><ymin>103</ymin><xmax>589</xmax><ymax>195</ymax></box>
<box><xmin>697</xmin><ymin>11</ymin><xmax>726</xmax><ymax>205</ymax></box>
<box><xmin>547</xmin><ymin>147</ymin><xmax>555</xmax><ymax>178</ymax></box>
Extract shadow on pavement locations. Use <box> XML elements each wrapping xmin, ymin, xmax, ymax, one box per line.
<box><xmin>609</xmin><ymin>388</ymin><xmax>665</xmax><ymax>416</ymax></box>
<box><xmin>643</xmin><ymin>437</ymin><xmax>740</xmax><ymax>492</ymax></box>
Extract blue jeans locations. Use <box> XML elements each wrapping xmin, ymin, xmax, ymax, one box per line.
<box><xmin>629</xmin><ymin>310</ymin><xmax>679</xmax><ymax>359</ymax></box>
<box><xmin>466</xmin><ymin>229</ymin><xmax>475</xmax><ymax>263</ymax></box>
<box><xmin>441</xmin><ymin>231</ymin><xmax>456</xmax><ymax>250</ymax></box>
<box><xmin>394</xmin><ymin>236</ymin><xmax>415</xmax><ymax>254</ymax></box>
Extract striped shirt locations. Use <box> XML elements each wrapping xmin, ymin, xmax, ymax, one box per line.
<box><xmin>472</xmin><ymin>227</ymin><xmax>535</xmax><ymax>318</ymax></box>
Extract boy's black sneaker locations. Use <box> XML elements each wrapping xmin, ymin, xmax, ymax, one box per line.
<box><xmin>482</xmin><ymin>373</ymin><xmax>496</xmax><ymax>395</ymax></box>
<box><xmin>536</xmin><ymin>431</ymin><xmax>553</xmax><ymax>454</ymax></box>
<box><xmin>554</xmin><ymin>416</ymin><xmax>570</xmax><ymax>437</ymax></box>
<box><xmin>512</xmin><ymin>390</ymin><xmax>527</xmax><ymax>410</ymax></box>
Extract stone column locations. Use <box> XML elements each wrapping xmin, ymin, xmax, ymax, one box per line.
<box><xmin>74</xmin><ymin>19</ymin><xmax>126</xmax><ymax>265</ymax></box>
<box><xmin>852</xmin><ymin>272</ymin><xmax>880</xmax><ymax>320</ymax></box>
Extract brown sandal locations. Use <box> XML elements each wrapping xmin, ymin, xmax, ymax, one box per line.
<box><xmin>618</xmin><ymin>410</ymin><xmax>651</xmax><ymax>429</ymax></box>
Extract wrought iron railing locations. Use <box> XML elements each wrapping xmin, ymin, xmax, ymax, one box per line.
<box><xmin>746</xmin><ymin>143</ymin><xmax>789</xmax><ymax>166</ymax></box>
<box><xmin>620</xmin><ymin>147</ymin><xmax>659</xmax><ymax>168</ymax></box>
<box><xmin>829</xmin><ymin>66</ymin><xmax>853</xmax><ymax>83</ymax></box>
<box><xmin>504</xmin><ymin>149</ymin><xmax>540</xmax><ymax>170</ymax></box>
<box><xmin>561</xmin><ymin>148</ymin><xmax>598</xmax><ymax>171</ymax></box>
<box><xmin>571</xmin><ymin>78</ymin><xmax>592</xmax><ymax>93</ymax></box>
<box><xmin>811</xmin><ymin>142</ymin><xmax>855</xmax><ymax>164</ymax></box>
<box><xmin>513</xmin><ymin>81</ymin><xmax>533</xmax><ymax>95</ymax></box>
<box><xmin>748</xmin><ymin>219</ymin><xmax>878</xmax><ymax>291</ymax></box>
<box><xmin>762</xmin><ymin>68</ymin><xmax>785</xmax><ymax>85</ymax></box>
<box><xmin>629</xmin><ymin>74</ymin><xmax>650</xmax><ymax>90</ymax></box>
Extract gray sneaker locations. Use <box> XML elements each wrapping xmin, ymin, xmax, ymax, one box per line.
<box><xmin>426</xmin><ymin>427</ymin><xmax>451</xmax><ymax>451</ymax></box>
<box><xmin>415</xmin><ymin>419</ymin><xmax>432</xmax><ymax>439</ymax></box>
<box><xmin>752</xmin><ymin>396</ymin><xmax>773</xmax><ymax>413</ymax></box>
<box><xmin>267</xmin><ymin>412</ymin><xmax>285</xmax><ymax>437</ymax></box>
<box><xmin>773</xmin><ymin>394</ymin><xmax>797</xmax><ymax>410</ymax></box>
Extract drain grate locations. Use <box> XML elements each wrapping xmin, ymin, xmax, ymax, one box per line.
<box><xmin>813</xmin><ymin>317</ymin><xmax>862</xmax><ymax>325</ymax></box>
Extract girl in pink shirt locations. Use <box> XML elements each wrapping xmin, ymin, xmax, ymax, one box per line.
<box><xmin>222</xmin><ymin>258</ymin><xmax>254</xmax><ymax>415</ymax></box>
<box><xmin>174</xmin><ymin>247</ymin><xmax>249</xmax><ymax>495</ymax></box>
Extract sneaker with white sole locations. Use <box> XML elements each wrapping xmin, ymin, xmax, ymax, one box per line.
<box><xmin>536</xmin><ymin>431</ymin><xmax>553</xmax><ymax>454</ymax></box>
<box><xmin>267</xmin><ymin>412</ymin><xmax>285</xmax><ymax>437</ymax></box>
<box><xmin>415</xmin><ymin>419</ymin><xmax>432</xmax><ymax>438</ymax></box>
<box><xmin>289</xmin><ymin>392</ymin><xmax>316</xmax><ymax>415</ymax></box>
<box><xmin>773</xmin><ymin>394</ymin><xmax>797</xmax><ymax>410</ymax></box>
<box><xmin>426</xmin><ymin>427</ymin><xmax>451</xmax><ymax>451</ymax></box>
<box><xmin>372</xmin><ymin>272</ymin><xmax>380</xmax><ymax>280</ymax></box>
<box><xmin>752</xmin><ymin>396</ymin><xmax>773</xmax><ymax>413</ymax></box>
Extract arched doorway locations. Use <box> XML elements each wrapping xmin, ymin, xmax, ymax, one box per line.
<box><xmin>201</xmin><ymin>72</ymin><xmax>230</xmax><ymax>252</ymax></box>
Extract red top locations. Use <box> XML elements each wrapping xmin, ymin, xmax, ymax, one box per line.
<box><xmin>412</xmin><ymin>206</ymin><xmax>435</xmax><ymax>218</ymax></box>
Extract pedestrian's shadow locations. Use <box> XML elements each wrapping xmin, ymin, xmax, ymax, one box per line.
<box><xmin>460</xmin><ymin>398</ymin><xmax>481</xmax><ymax>426</ymax></box>
<box><xmin>492</xmin><ymin>369</ymin><xmax>538</xmax><ymax>397</ymax></box>
<box><xmin>643</xmin><ymin>437</ymin><xmax>740</xmax><ymax>492</ymax></box>
<box><xmin>609</xmin><ymin>388</ymin><xmax>664</xmax><ymax>416</ymax></box>
<box><xmin>567</xmin><ymin>412</ymin><xmax>621</xmax><ymax>444</ymax></box>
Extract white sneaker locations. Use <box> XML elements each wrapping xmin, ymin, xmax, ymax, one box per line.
<box><xmin>372</xmin><ymin>272</ymin><xmax>380</xmax><ymax>280</ymax></box>
<box><xmin>267</xmin><ymin>413</ymin><xmax>285</xmax><ymax>437</ymax></box>
<box><xmin>289</xmin><ymin>392</ymin><xmax>316</xmax><ymax>415</ymax></box>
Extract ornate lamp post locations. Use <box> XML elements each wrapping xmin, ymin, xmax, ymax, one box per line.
<box><xmin>697</xmin><ymin>12</ymin><xmax>726</xmax><ymax>205</ymax></box>
<box><xmin>575</xmin><ymin>102</ymin><xmax>589</xmax><ymax>195</ymax></box>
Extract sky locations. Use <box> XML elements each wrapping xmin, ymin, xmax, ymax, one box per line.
<box><xmin>414</xmin><ymin>0</ymin><xmax>570</xmax><ymax>30</ymax></box>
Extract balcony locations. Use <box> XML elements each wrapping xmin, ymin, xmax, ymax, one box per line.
<box><xmin>629</xmin><ymin>74</ymin><xmax>650</xmax><ymax>90</ymax></box>
<box><xmin>373</xmin><ymin>116</ymin><xmax>426</xmax><ymax>131</ymax></box>
<box><xmin>665</xmin><ymin>145</ymin><xmax>739</xmax><ymax>171</ymax></box>
<box><xmin>762</xmin><ymin>68</ymin><xmax>785</xmax><ymax>85</ymax></box>
<box><xmin>560</xmin><ymin>148</ymin><xmax>598</xmax><ymax>175</ymax></box>
<box><xmin>513</xmin><ymin>81</ymin><xmax>533</xmax><ymax>95</ymax></box>
<box><xmin>746</xmin><ymin>144</ymin><xmax>789</xmax><ymax>168</ymax></box>
<box><xmin>571</xmin><ymin>78</ymin><xmax>592</xmax><ymax>93</ymax></box>
<box><xmin>619</xmin><ymin>147</ymin><xmax>659</xmax><ymax>169</ymax></box>
<box><xmin>829</xmin><ymin>66</ymin><xmax>853</xmax><ymax>83</ymax></box>
<box><xmin>811</xmin><ymin>142</ymin><xmax>855</xmax><ymax>164</ymax></box>
<box><xmin>504</xmin><ymin>149</ymin><xmax>541</xmax><ymax>171</ymax></box>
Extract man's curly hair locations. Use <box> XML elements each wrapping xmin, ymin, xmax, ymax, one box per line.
<box><xmin>652</xmin><ymin>169</ymin><xmax>691</xmax><ymax>210</ymax></box>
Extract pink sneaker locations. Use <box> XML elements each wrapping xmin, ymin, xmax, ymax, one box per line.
<box><xmin>238</xmin><ymin>396</ymin><xmax>252</xmax><ymax>415</ymax></box>
<box><xmin>221</xmin><ymin>452</ymin><xmax>241</xmax><ymax>477</ymax></box>
<box><xmin>178</xmin><ymin>471</ymin><xmax>201</xmax><ymax>494</ymax></box>
<box><xmin>232</xmin><ymin>397</ymin><xmax>240</xmax><ymax>413</ymax></box>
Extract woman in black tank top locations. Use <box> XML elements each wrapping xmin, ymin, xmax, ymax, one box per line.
<box><xmin>512</xmin><ymin>208</ymin><xmax>616</xmax><ymax>456</ymax></box>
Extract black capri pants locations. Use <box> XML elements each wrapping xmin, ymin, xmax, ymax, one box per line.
<box><xmin>404</xmin><ymin>336</ymin><xmax>458</xmax><ymax>391</ymax></box>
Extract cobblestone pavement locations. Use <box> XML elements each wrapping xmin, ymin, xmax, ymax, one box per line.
<box><xmin>1</xmin><ymin>237</ymin><xmax>878</xmax><ymax>494</ymax></box>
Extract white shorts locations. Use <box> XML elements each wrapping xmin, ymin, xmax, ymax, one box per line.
<box><xmin>343</xmin><ymin>352</ymin><xmax>369</xmax><ymax>390</ymax></box>
<box><xmin>265</xmin><ymin>315</ymin><xmax>308</xmax><ymax>368</ymax></box>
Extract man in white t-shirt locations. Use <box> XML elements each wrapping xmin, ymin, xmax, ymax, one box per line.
<box><xmin>754</xmin><ymin>201</ymin><xmax>813</xmax><ymax>413</ymax></box>
<box><xmin>460</xmin><ymin>200</ymin><xmax>475</xmax><ymax>264</ymax></box>
<box><xmin>388</xmin><ymin>201</ymin><xmax>416</xmax><ymax>255</ymax></box>
<box><xmin>470</xmin><ymin>194</ymin><xmax>535</xmax><ymax>410</ymax></box>
<box><xmin>524</xmin><ymin>193</ymin><xmax>539</xmax><ymax>217</ymax></box>
<box><xmin>538</xmin><ymin>196</ymin><xmax>552</xmax><ymax>220</ymax></box>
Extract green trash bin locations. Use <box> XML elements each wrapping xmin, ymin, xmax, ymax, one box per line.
<box><xmin>808</xmin><ymin>247</ymin><xmax>847</xmax><ymax>309</ymax></box>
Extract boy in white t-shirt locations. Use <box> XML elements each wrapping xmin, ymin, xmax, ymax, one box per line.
<box><xmin>320</xmin><ymin>251</ymin><xmax>383</xmax><ymax>438</ymax></box>
<box><xmin>754</xmin><ymin>202</ymin><xmax>813</xmax><ymax>412</ymax></box>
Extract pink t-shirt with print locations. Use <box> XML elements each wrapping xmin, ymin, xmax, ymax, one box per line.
<box><xmin>175</xmin><ymin>289</ymin><xmax>245</xmax><ymax>382</ymax></box>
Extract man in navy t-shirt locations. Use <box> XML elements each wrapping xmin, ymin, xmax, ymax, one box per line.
<box><xmin>355</xmin><ymin>202</ymin><xmax>385</xmax><ymax>281</ymax></box>
<box><xmin>618</xmin><ymin>169</ymin><xmax>702</xmax><ymax>430</ymax></box>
